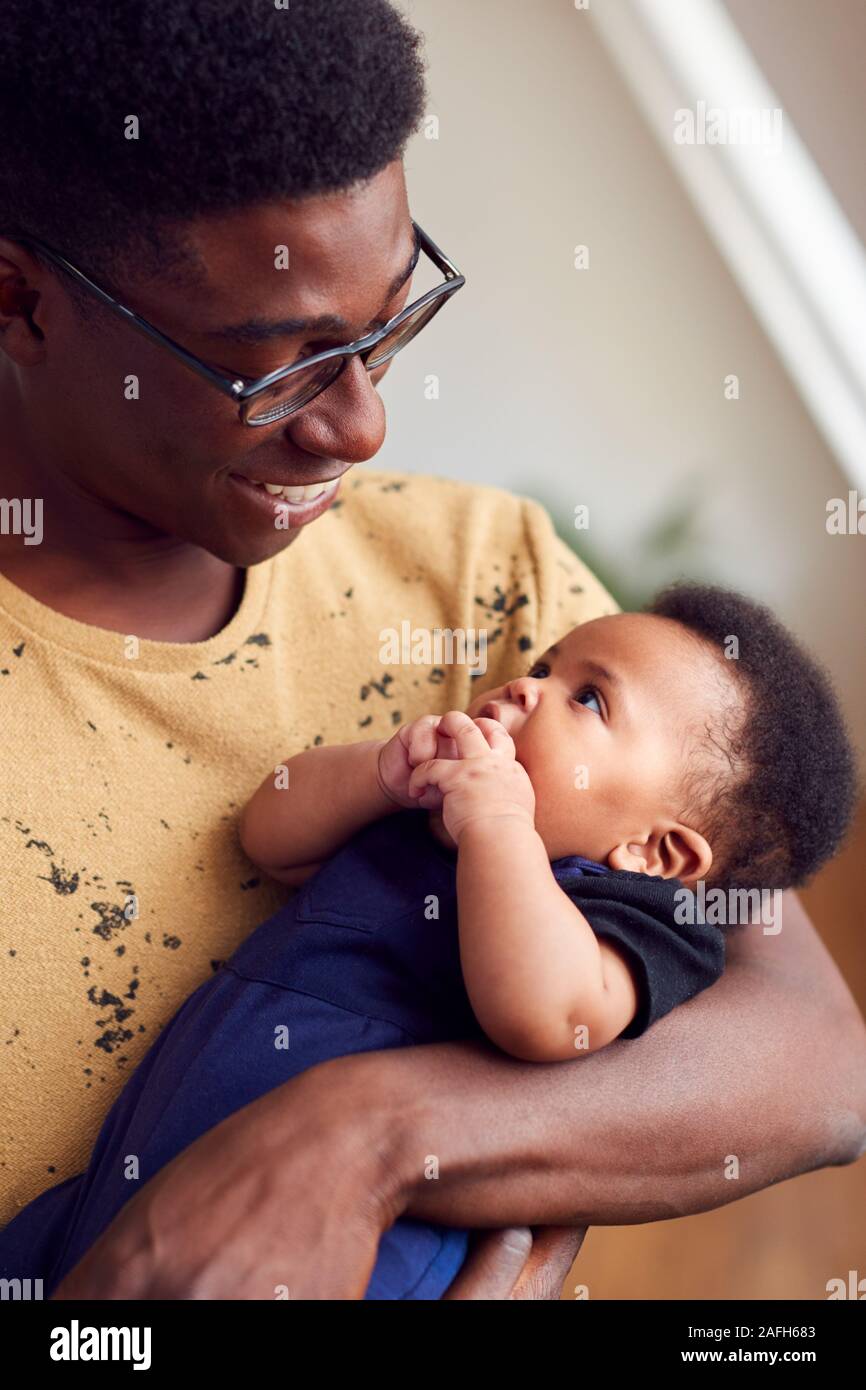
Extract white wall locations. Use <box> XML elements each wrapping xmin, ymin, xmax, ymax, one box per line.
<box><xmin>725</xmin><ymin>0</ymin><xmax>866</xmax><ymax>249</ymax></box>
<box><xmin>376</xmin><ymin>0</ymin><xmax>866</xmax><ymax>751</ymax></box>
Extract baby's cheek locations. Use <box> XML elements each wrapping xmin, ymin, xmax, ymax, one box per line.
<box><xmin>527</xmin><ymin>760</ymin><xmax>569</xmax><ymax>822</ymax></box>
<box><xmin>557</xmin><ymin>754</ymin><xmax>603</xmax><ymax>833</ymax></box>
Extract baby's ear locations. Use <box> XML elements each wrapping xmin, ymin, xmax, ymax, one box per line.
<box><xmin>609</xmin><ymin>826</ymin><xmax>712</xmax><ymax>882</ymax></box>
<box><xmin>658</xmin><ymin>825</ymin><xmax>712</xmax><ymax>883</ymax></box>
<box><xmin>608</xmin><ymin>840</ymin><xmax>654</xmax><ymax>875</ymax></box>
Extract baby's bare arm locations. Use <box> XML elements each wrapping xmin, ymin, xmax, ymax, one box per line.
<box><xmin>456</xmin><ymin>816</ymin><xmax>639</xmax><ymax>1060</ymax></box>
<box><xmin>239</xmin><ymin>714</ymin><xmax>448</xmax><ymax>883</ymax></box>
<box><xmin>239</xmin><ymin>739</ymin><xmax>398</xmax><ymax>883</ymax></box>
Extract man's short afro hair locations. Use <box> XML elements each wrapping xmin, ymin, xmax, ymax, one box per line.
<box><xmin>646</xmin><ymin>583</ymin><xmax>858</xmax><ymax>892</ymax></box>
<box><xmin>1</xmin><ymin>0</ymin><xmax>427</xmax><ymax>291</ymax></box>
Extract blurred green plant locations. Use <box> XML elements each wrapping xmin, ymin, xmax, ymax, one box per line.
<box><xmin>526</xmin><ymin>477</ymin><xmax>709</xmax><ymax>612</ymax></box>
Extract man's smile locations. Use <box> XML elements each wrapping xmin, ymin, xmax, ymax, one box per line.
<box><xmin>227</xmin><ymin>471</ymin><xmax>344</xmax><ymax>526</ymax></box>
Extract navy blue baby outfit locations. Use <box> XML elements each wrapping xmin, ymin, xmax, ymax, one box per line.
<box><xmin>0</xmin><ymin>809</ymin><xmax>724</xmax><ymax>1299</ymax></box>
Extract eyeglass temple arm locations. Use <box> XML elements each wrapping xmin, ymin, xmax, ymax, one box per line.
<box><xmin>3</xmin><ymin>231</ymin><xmax>243</xmax><ymax>397</ymax></box>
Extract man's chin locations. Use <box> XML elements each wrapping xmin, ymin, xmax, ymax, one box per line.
<box><xmin>206</xmin><ymin>525</ymin><xmax>305</xmax><ymax>568</ymax></box>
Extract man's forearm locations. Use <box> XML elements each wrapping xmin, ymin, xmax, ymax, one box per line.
<box><xmin>56</xmin><ymin>900</ymin><xmax>863</xmax><ymax>1300</ymax></box>
<box><xmin>330</xmin><ymin>894</ymin><xmax>866</xmax><ymax>1229</ymax></box>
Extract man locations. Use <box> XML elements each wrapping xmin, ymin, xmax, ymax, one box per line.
<box><xmin>0</xmin><ymin>0</ymin><xmax>863</xmax><ymax>1300</ymax></box>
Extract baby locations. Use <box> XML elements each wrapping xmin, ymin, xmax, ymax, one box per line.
<box><xmin>0</xmin><ymin>583</ymin><xmax>855</xmax><ymax>1300</ymax></box>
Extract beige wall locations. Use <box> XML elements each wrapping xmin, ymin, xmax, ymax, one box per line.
<box><xmin>378</xmin><ymin>1</ymin><xmax>866</xmax><ymax>1302</ymax></box>
<box><xmin>725</xmin><ymin>0</ymin><xmax>866</xmax><ymax>248</ymax></box>
<box><xmin>377</xmin><ymin>0</ymin><xmax>866</xmax><ymax>754</ymax></box>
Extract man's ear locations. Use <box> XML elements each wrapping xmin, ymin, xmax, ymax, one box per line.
<box><xmin>0</xmin><ymin>243</ymin><xmax>48</xmax><ymax>360</ymax></box>
<box><xmin>608</xmin><ymin>825</ymin><xmax>712</xmax><ymax>883</ymax></box>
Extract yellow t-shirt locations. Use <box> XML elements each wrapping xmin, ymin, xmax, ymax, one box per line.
<box><xmin>0</xmin><ymin>467</ymin><xmax>616</xmax><ymax>1223</ymax></box>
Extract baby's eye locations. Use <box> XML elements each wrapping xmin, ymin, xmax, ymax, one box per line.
<box><xmin>574</xmin><ymin>687</ymin><xmax>603</xmax><ymax>716</ymax></box>
<box><xmin>527</xmin><ymin>662</ymin><xmax>550</xmax><ymax>678</ymax></box>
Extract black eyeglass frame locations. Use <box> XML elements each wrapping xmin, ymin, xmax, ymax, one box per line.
<box><xmin>4</xmin><ymin>220</ymin><xmax>465</xmax><ymax>425</ymax></box>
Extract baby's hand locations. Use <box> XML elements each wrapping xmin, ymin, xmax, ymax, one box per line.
<box><xmin>407</xmin><ymin>710</ymin><xmax>536</xmax><ymax>842</ymax></box>
<box><xmin>377</xmin><ymin>714</ymin><xmax>459</xmax><ymax>808</ymax></box>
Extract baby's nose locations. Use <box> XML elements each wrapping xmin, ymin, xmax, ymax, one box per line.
<box><xmin>507</xmin><ymin>676</ymin><xmax>540</xmax><ymax>710</ymax></box>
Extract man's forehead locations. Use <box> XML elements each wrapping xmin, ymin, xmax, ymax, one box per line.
<box><xmin>197</xmin><ymin>223</ymin><xmax>420</xmax><ymax>346</ymax></box>
<box><xmin>153</xmin><ymin>166</ymin><xmax>415</xmax><ymax>341</ymax></box>
<box><xmin>135</xmin><ymin>167</ymin><xmax>417</xmax><ymax>341</ymax></box>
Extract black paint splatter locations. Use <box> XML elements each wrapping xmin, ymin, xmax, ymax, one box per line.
<box><xmin>41</xmin><ymin>865</ymin><xmax>80</xmax><ymax>895</ymax></box>
<box><xmin>360</xmin><ymin>673</ymin><xmax>394</xmax><ymax>701</ymax></box>
<box><xmin>89</xmin><ymin>899</ymin><xmax>133</xmax><ymax>941</ymax></box>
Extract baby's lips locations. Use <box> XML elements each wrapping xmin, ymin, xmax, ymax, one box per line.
<box><xmin>474</xmin><ymin>699</ymin><xmax>501</xmax><ymax>721</ymax></box>
<box><xmin>477</xmin><ymin>700</ymin><xmax>516</xmax><ymax>726</ymax></box>
<box><xmin>473</xmin><ymin>704</ymin><xmax>519</xmax><ymax>737</ymax></box>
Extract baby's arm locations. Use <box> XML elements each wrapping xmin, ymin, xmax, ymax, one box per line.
<box><xmin>239</xmin><ymin>739</ymin><xmax>398</xmax><ymax>885</ymax></box>
<box><xmin>457</xmin><ymin>817</ymin><xmax>639</xmax><ymax>1060</ymax></box>
<box><xmin>408</xmin><ymin>711</ymin><xmax>639</xmax><ymax>1061</ymax></box>
<box><xmin>239</xmin><ymin>715</ymin><xmax>450</xmax><ymax>886</ymax></box>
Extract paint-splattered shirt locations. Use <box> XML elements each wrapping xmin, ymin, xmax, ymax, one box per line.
<box><xmin>0</xmin><ymin>466</ymin><xmax>616</xmax><ymax>1223</ymax></box>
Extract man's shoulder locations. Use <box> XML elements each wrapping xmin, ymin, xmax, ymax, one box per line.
<box><xmin>332</xmin><ymin>467</ymin><xmax>614</xmax><ymax>592</ymax></box>
<box><xmin>268</xmin><ymin>465</ymin><xmax>619</xmax><ymax>686</ymax></box>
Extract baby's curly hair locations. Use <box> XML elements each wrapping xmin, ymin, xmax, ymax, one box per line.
<box><xmin>646</xmin><ymin>583</ymin><xmax>858</xmax><ymax>891</ymax></box>
<box><xmin>1</xmin><ymin>0</ymin><xmax>426</xmax><ymax>302</ymax></box>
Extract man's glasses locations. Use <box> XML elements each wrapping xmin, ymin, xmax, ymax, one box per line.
<box><xmin>4</xmin><ymin>221</ymin><xmax>465</xmax><ymax>426</ymax></box>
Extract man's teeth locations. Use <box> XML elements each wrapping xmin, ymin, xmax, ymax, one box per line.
<box><xmin>256</xmin><ymin>481</ymin><xmax>333</xmax><ymax>502</ymax></box>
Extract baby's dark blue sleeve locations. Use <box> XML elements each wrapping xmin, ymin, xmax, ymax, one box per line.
<box><xmin>561</xmin><ymin>873</ymin><xmax>726</xmax><ymax>1039</ymax></box>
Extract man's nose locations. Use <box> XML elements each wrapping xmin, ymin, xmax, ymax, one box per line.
<box><xmin>282</xmin><ymin>356</ymin><xmax>387</xmax><ymax>464</ymax></box>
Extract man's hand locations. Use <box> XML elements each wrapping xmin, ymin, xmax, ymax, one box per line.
<box><xmin>52</xmin><ymin>896</ymin><xmax>866</xmax><ymax>1300</ymax></box>
<box><xmin>50</xmin><ymin>1053</ymin><xmax>575</xmax><ymax>1301</ymax></box>
<box><xmin>52</xmin><ymin>1066</ymin><xmax>390</xmax><ymax>1300</ymax></box>
<box><xmin>444</xmin><ymin>1226</ymin><xmax>588</xmax><ymax>1299</ymax></box>
<box><xmin>407</xmin><ymin>709</ymin><xmax>536</xmax><ymax>842</ymax></box>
